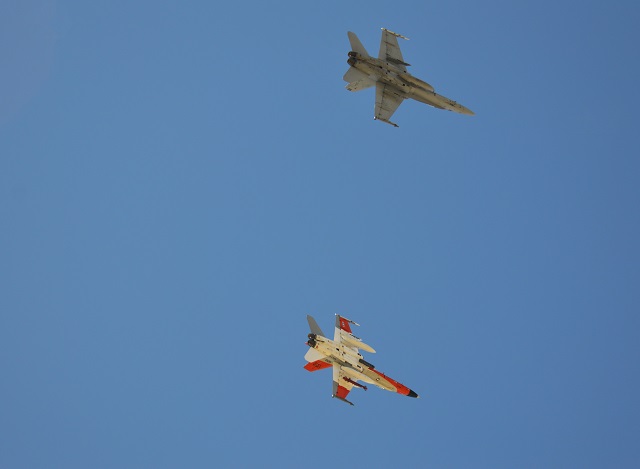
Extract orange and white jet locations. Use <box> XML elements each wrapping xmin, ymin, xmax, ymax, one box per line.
<box><xmin>304</xmin><ymin>314</ymin><xmax>419</xmax><ymax>405</ymax></box>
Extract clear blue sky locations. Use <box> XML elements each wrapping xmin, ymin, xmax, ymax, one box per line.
<box><xmin>2</xmin><ymin>1</ymin><xmax>639</xmax><ymax>468</ymax></box>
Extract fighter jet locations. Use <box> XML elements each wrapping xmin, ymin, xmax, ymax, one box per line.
<box><xmin>304</xmin><ymin>314</ymin><xmax>419</xmax><ymax>405</ymax></box>
<box><xmin>344</xmin><ymin>28</ymin><xmax>474</xmax><ymax>127</ymax></box>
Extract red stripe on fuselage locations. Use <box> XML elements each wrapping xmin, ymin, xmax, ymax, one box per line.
<box><xmin>370</xmin><ymin>369</ymin><xmax>411</xmax><ymax>395</ymax></box>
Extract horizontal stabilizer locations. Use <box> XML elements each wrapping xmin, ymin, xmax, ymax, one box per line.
<box><xmin>343</xmin><ymin>67</ymin><xmax>376</xmax><ymax>92</ymax></box>
<box><xmin>343</xmin><ymin>67</ymin><xmax>367</xmax><ymax>83</ymax></box>
<box><xmin>304</xmin><ymin>359</ymin><xmax>332</xmax><ymax>372</ymax></box>
<box><xmin>346</xmin><ymin>79</ymin><xmax>375</xmax><ymax>92</ymax></box>
<box><xmin>304</xmin><ymin>347</ymin><xmax>325</xmax><ymax>363</ymax></box>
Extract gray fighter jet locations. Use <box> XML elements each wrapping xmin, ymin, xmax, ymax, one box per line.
<box><xmin>344</xmin><ymin>28</ymin><xmax>474</xmax><ymax>127</ymax></box>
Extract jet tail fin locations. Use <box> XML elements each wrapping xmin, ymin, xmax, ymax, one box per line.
<box><xmin>347</xmin><ymin>31</ymin><xmax>369</xmax><ymax>57</ymax></box>
<box><xmin>307</xmin><ymin>315</ymin><xmax>325</xmax><ymax>337</ymax></box>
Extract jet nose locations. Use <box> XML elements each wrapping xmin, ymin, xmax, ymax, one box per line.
<box><xmin>408</xmin><ymin>389</ymin><xmax>419</xmax><ymax>398</ymax></box>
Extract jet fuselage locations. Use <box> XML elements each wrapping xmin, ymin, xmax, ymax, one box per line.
<box><xmin>307</xmin><ymin>333</ymin><xmax>415</xmax><ymax>396</ymax></box>
<box><xmin>347</xmin><ymin>51</ymin><xmax>474</xmax><ymax>116</ymax></box>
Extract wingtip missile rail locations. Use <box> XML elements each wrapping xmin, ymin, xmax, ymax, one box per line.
<box><xmin>381</xmin><ymin>27</ymin><xmax>409</xmax><ymax>40</ymax></box>
<box><xmin>336</xmin><ymin>314</ymin><xmax>360</xmax><ymax>327</ymax></box>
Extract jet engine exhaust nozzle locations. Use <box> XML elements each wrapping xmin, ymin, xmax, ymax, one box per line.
<box><xmin>306</xmin><ymin>333</ymin><xmax>317</xmax><ymax>348</ymax></box>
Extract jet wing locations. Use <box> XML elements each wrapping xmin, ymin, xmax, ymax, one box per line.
<box><xmin>334</xmin><ymin>314</ymin><xmax>355</xmax><ymax>341</ymax></box>
<box><xmin>332</xmin><ymin>364</ymin><xmax>355</xmax><ymax>405</ymax></box>
<box><xmin>379</xmin><ymin>28</ymin><xmax>410</xmax><ymax>71</ymax></box>
<box><xmin>375</xmin><ymin>83</ymin><xmax>405</xmax><ymax>128</ymax></box>
<box><xmin>334</xmin><ymin>315</ymin><xmax>376</xmax><ymax>353</ymax></box>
